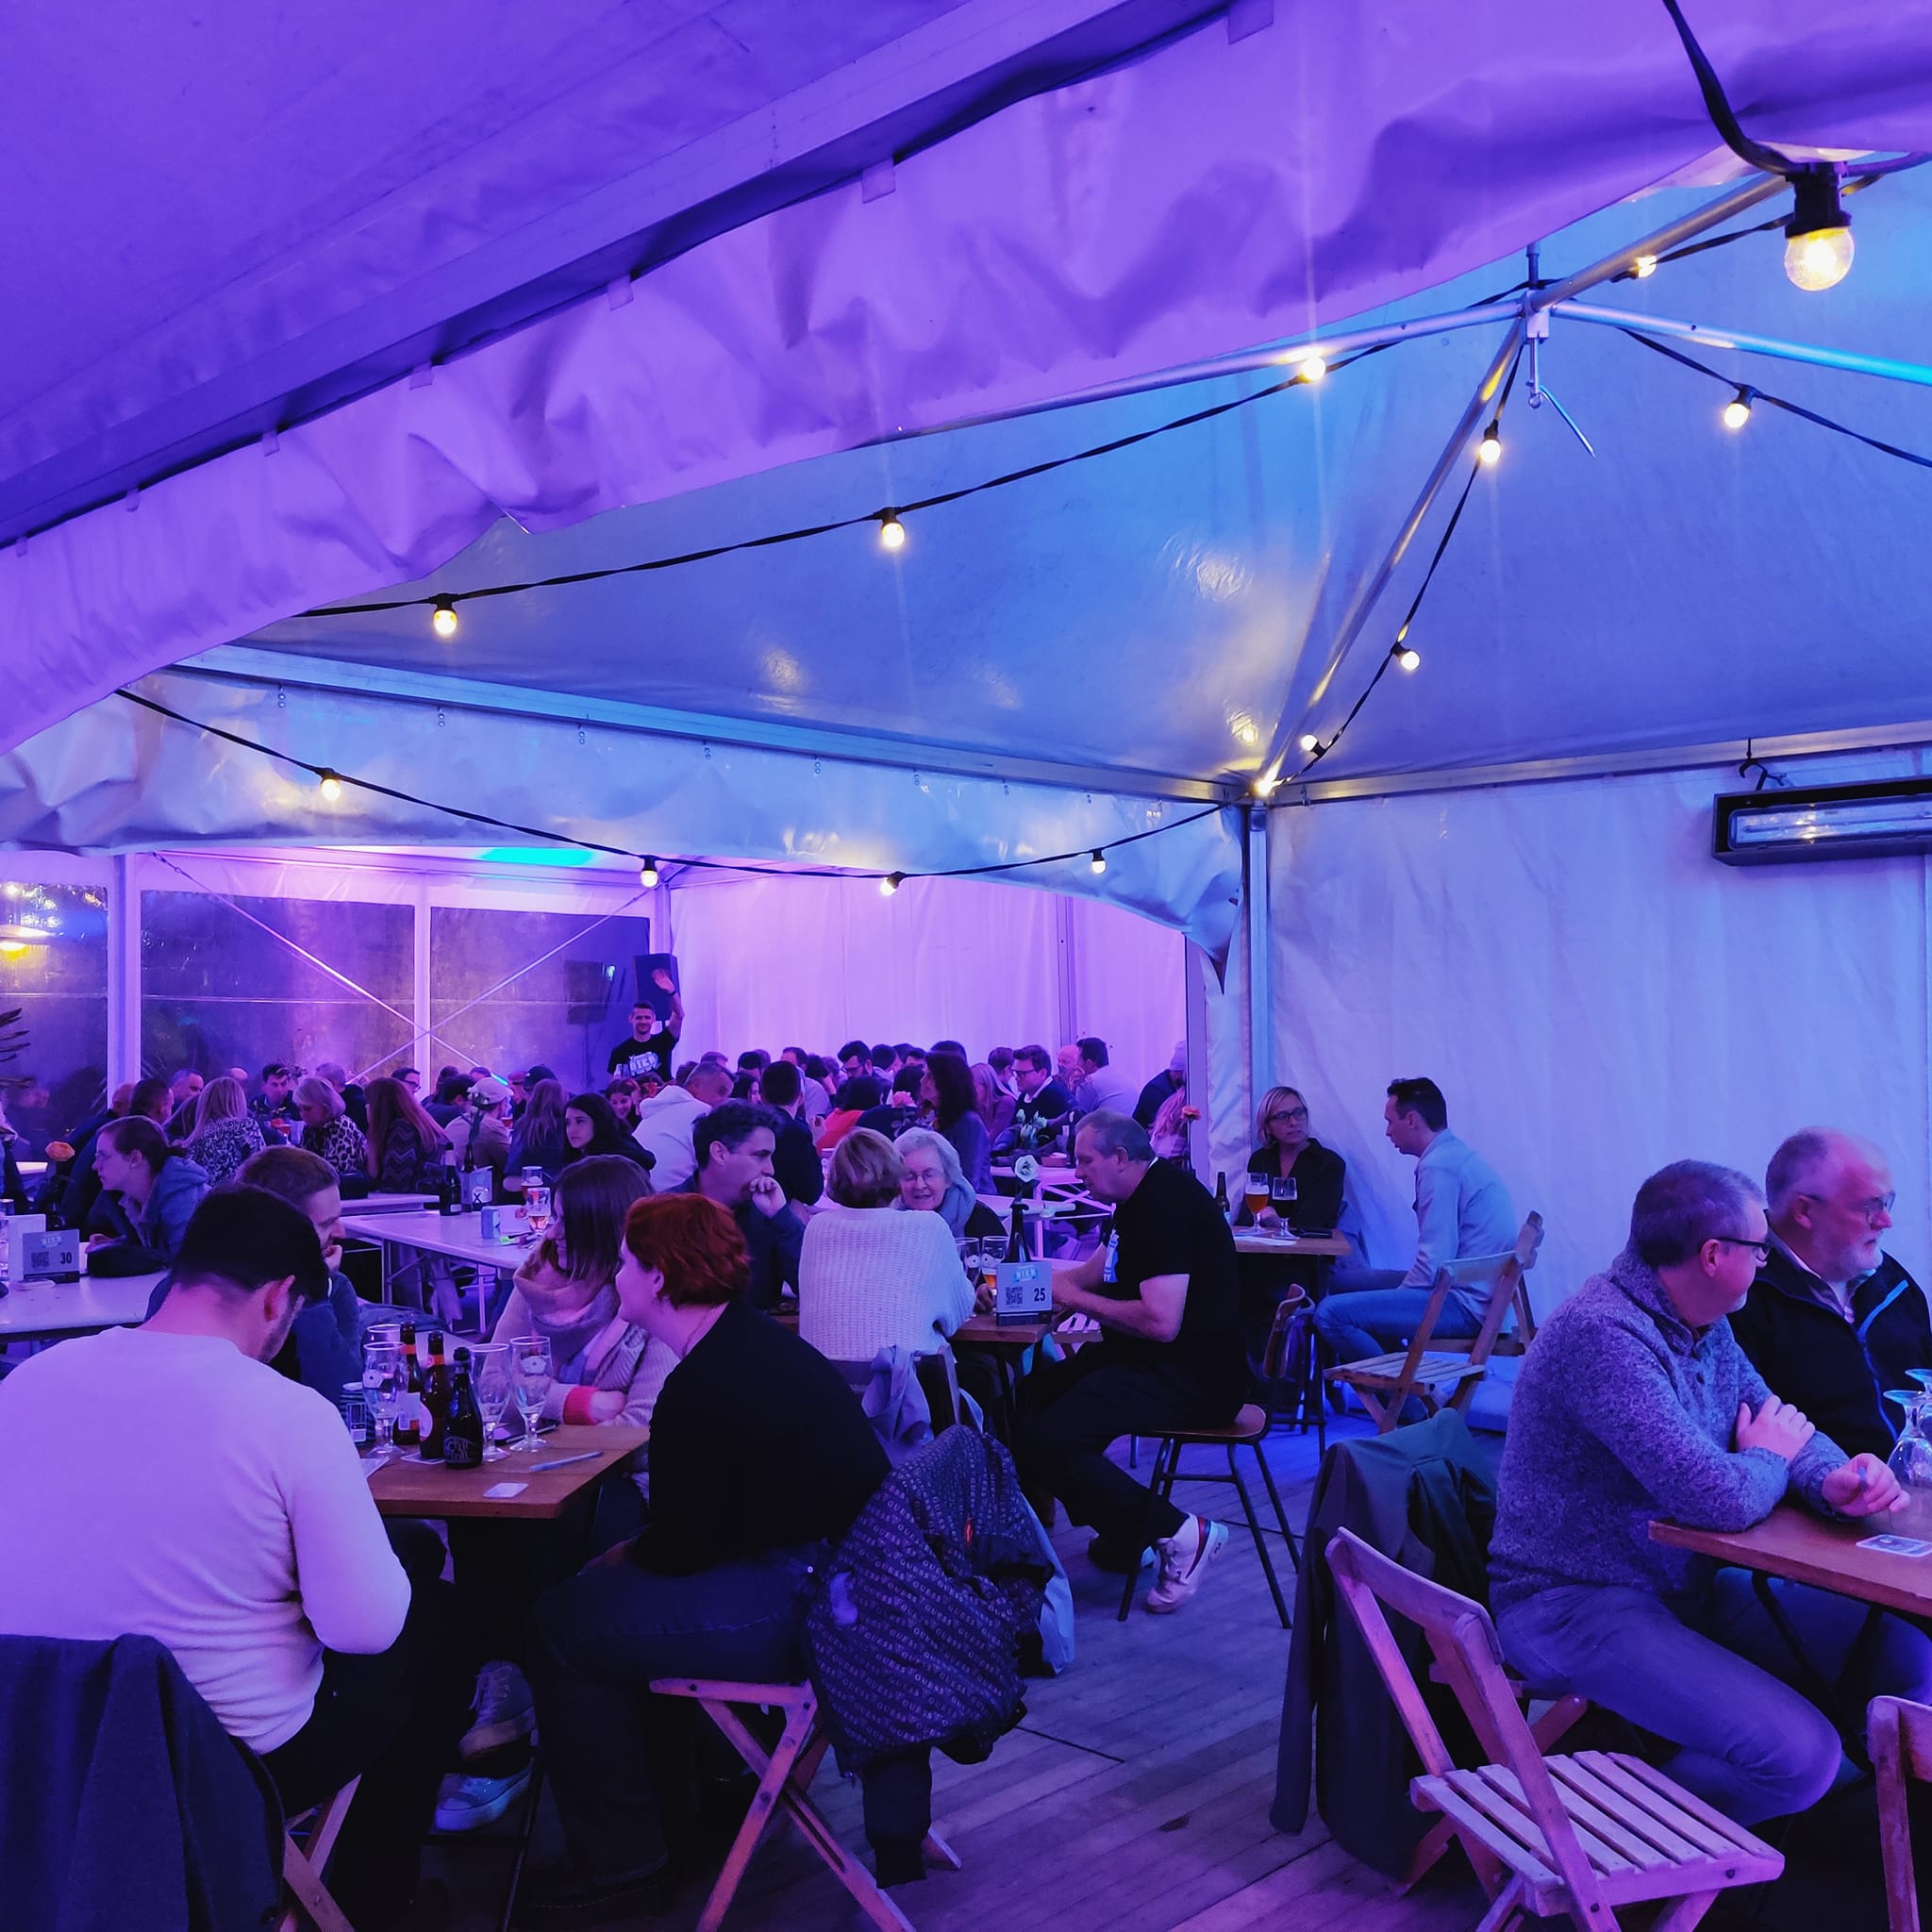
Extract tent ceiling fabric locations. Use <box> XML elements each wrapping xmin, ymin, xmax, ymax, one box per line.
<box><xmin>8</xmin><ymin>0</ymin><xmax>1932</xmax><ymax>767</ymax></box>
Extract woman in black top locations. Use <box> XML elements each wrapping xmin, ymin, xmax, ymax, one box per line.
<box><xmin>1241</xmin><ymin>1085</ymin><xmax>1346</xmax><ymax>1232</ymax></box>
<box><xmin>560</xmin><ymin>1091</ymin><xmax>656</xmax><ymax>1175</ymax></box>
<box><xmin>523</xmin><ymin>1192</ymin><xmax>887</xmax><ymax>1922</ymax></box>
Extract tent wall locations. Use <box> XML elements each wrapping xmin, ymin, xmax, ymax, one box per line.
<box><xmin>660</xmin><ymin>868</ymin><xmax>1182</xmax><ymax>1082</ymax></box>
<box><xmin>1250</xmin><ymin>748</ymin><xmax>1932</xmax><ymax>1307</ymax></box>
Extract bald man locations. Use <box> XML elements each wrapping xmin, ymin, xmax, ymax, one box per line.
<box><xmin>1730</xmin><ymin>1128</ymin><xmax>1930</xmax><ymax>1462</ymax></box>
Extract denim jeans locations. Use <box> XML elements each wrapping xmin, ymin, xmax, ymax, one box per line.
<box><xmin>527</xmin><ymin>1546</ymin><xmax>824</xmax><ymax>1884</ymax></box>
<box><xmin>1313</xmin><ymin>1272</ymin><xmax>1483</xmax><ymax>1364</ymax></box>
<box><xmin>1498</xmin><ymin>1570</ymin><xmax>1932</xmax><ymax>1824</ymax></box>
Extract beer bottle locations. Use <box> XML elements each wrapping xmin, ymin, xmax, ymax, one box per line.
<box><xmin>1005</xmin><ymin>1198</ymin><xmax>1026</xmax><ymax>1265</ymax></box>
<box><xmin>395</xmin><ymin>1323</ymin><xmax>424</xmax><ymax>1450</ymax></box>
<box><xmin>442</xmin><ymin>1347</ymin><xmax>485</xmax><ymax>1468</ymax></box>
<box><xmin>1213</xmin><ymin>1171</ymin><xmax>1231</xmax><ymax>1221</ymax></box>
<box><xmin>421</xmin><ymin>1331</ymin><xmax>452</xmax><ymax>1458</ymax></box>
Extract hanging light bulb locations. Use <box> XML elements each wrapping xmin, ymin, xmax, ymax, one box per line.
<box><xmin>1297</xmin><ymin>732</ymin><xmax>1321</xmax><ymax>755</ymax></box>
<box><xmin>1393</xmin><ymin>642</ymin><xmax>1421</xmax><ymax>673</ymax></box>
<box><xmin>431</xmin><ymin>596</ymin><xmax>459</xmax><ymax>640</ymax></box>
<box><xmin>1089</xmin><ymin>849</ymin><xmax>1108</xmax><ymax>874</ymax></box>
<box><xmin>317</xmin><ymin>770</ymin><xmax>342</xmax><ymax>802</ymax></box>
<box><xmin>1722</xmin><ymin>387</ymin><xmax>1756</xmax><ymax>431</ymax></box>
<box><xmin>877</xmin><ymin>512</ymin><xmax>908</xmax><ymax>552</ymax></box>
<box><xmin>1295</xmin><ymin>351</ymin><xmax>1327</xmax><ymax>384</ymax></box>
<box><xmin>1477</xmin><ymin>421</ymin><xmax>1503</xmax><ymax>466</ymax></box>
<box><xmin>1632</xmin><ymin>253</ymin><xmax>1658</xmax><ymax>279</ymax></box>
<box><xmin>639</xmin><ymin>857</ymin><xmax>659</xmax><ymax>889</ymax></box>
<box><xmin>879</xmin><ymin>871</ymin><xmax>904</xmax><ymax>896</ymax></box>
<box><xmin>1783</xmin><ymin>168</ymin><xmax>1853</xmax><ymax>291</ymax></box>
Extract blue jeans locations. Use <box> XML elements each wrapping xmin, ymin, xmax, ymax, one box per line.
<box><xmin>1313</xmin><ymin>1271</ymin><xmax>1482</xmax><ymax>1364</ymax></box>
<box><xmin>1498</xmin><ymin>1570</ymin><xmax>1932</xmax><ymax>1824</ymax></box>
<box><xmin>528</xmin><ymin>1546</ymin><xmax>824</xmax><ymax>1883</ymax></box>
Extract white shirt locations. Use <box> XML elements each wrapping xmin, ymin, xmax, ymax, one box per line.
<box><xmin>632</xmin><ymin>1087</ymin><xmax>710</xmax><ymax>1191</ymax></box>
<box><xmin>798</xmin><ymin>1206</ymin><xmax>975</xmax><ymax>1361</ymax></box>
<box><xmin>1074</xmin><ymin>1064</ymin><xmax>1139</xmax><ymax>1118</ymax></box>
<box><xmin>0</xmin><ymin>1326</ymin><xmax>409</xmax><ymax>1751</ymax></box>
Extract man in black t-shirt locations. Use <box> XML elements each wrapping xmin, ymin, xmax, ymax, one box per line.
<box><xmin>1013</xmin><ymin>1109</ymin><xmax>1244</xmax><ymax>1616</ymax></box>
<box><xmin>607</xmin><ymin>982</ymin><xmax>683</xmax><ymax>1084</ymax></box>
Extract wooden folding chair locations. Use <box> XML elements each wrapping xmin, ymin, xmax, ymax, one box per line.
<box><xmin>1327</xmin><ymin>1212</ymin><xmax>1544</xmax><ymax>1433</ymax></box>
<box><xmin>1872</xmin><ymin>1693</ymin><xmax>1932</xmax><ymax>1931</ymax></box>
<box><xmin>1326</xmin><ymin>1529</ymin><xmax>1780</xmax><ymax>1929</ymax></box>
<box><xmin>276</xmin><ymin>1776</ymin><xmax>360</xmax><ymax>1932</ymax></box>
<box><xmin>648</xmin><ymin>1679</ymin><xmax>960</xmax><ymax>1931</ymax></box>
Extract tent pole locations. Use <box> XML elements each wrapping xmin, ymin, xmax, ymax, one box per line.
<box><xmin>1552</xmin><ymin>299</ymin><xmax>1932</xmax><ymax>390</ymax></box>
<box><xmin>1259</xmin><ymin>176</ymin><xmax>1799</xmax><ymax>783</ymax></box>
<box><xmin>108</xmin><ymin>853</ymin><xmax>141</xmax><ymax>1090</ymax></box>
<box><xmin>1244</xmin><ymin>805</ymin><xmax>1273</xmax><ymax>1113</ymax></box>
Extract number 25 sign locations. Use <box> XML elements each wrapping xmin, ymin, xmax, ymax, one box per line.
<box><xmin>995</xmin><ymin>1260</ymin><xmax>1053</xmax><ymax>1323</ymax></box>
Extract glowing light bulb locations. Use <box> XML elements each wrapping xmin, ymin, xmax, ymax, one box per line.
<box><xmin>639</xmin><ymin>858</ymin><xmax>659</xmax><ymax>889</ymax></box>
<box><xmin>1477</xmin><ymin>423</ymin><xmax>1503</xmax><ymax>466</ymax></box>
<box><xmin>317</xmin><ymin>771</ymin><xmax>342</xmax><ymax>802</ymax></box>
<box><xmin>0</xmin><ymin>941</ymin><xmax>25</xmax><ymax>958</ymax></box>
<box><xmin>1298</xmin><ymin>733</ymin><xmax>1320</xmax><ymax>755</ymax></box>
<box><xmin>1722</xmin><ymin>389</ymin><xmax>1755</xmax><ymax>431</ymax></box>
<box><xmin>879</xmin><ymin>871</ymin><xmax>904</xmax><ymax>896</ymax></box>
<box><xmin>1395</xmin><ymin>644</ymin><xmax>1421</xmax><ymax>673</ymax></box>
<box><xmin>1090</xmin><ymin>850</ymin><xmax>1108</xmax><ymax>874</ymax></box>
<box><xmin>1295</xmin><ymin>351</ymin><xmax>1327</xmax><ymax>384</ymax></box>
<box><xmin>877</xmin><ymin>513</ymin><xmax>907</xmax><ymax>552</ymax></box>
<box><xmin>431</xmin><ymin>597</ymin><xmax>458</xmax><ymax>640</ymax></box>
<box><xmin>1784</xmin><ymin>226</ymin><xmax>1854</xmax><ymax>291</ymax></box>
<box><xmin>1633</xmin><ymin>254</ymin><xmax>1658</xmax><ymax>279</ymax></box>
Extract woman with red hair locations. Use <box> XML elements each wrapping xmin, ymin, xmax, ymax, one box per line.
<box><xmin>521</xmin><ymin>1193</ymin><xmax>887</xmax><ymax>1924</ymax></box>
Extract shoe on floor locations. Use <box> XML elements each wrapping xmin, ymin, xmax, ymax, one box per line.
<box><xmin>435</xmin><ymin>1762</ymin><xmax>531</xmax><ymax>1833</ymax></box>
<box><xmin>1086</xmin><ymin>1535</ymin><xmax>1154</xmax><ymax>1574</ymax></box>
<box><xmin>512</xmin><ymin>1860</ymin><xmax>677</xmax><ymax>1928</ymax></box>
<box><xmin>461</xmin><ymin>1658</ymin><xmax>535</xmax><ymax>1760</ymax></box>
<box><xmin>1145</xmin><ymin>1515</ymin><xmax>1227</xmax><ymax>1613</ymax></box>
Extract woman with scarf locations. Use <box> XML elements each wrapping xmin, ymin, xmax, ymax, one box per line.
<box><xmin>894</xmin><ymin>1127</ymin><xmax>1003</xmax><ymax>1240</ymax></box>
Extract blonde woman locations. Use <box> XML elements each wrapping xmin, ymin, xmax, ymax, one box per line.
<box><xmin>184</xmin><ymin>1075</ymin><xmax>267</xmax><ymax>1186</ymax></box>
<box><xmin>293</xmin><ymin>1074</ymin><xmax>369</xmax><ymax>1180</ymax></box>
<box><xmin>1243</xmin><ymin>1086</ymin><xmax>1346</xmax><ymax>1232</ymax></box>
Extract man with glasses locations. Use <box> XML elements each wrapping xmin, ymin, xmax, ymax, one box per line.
<box><xmin>1491</xmin><ymin>1159</ymin><xmax>1930</xmax><ymax>1825</ymax></box>
<box><xmin>1731</xmin><ymin>1128</ymin><xmax>1929</xmax><ymax>1463</ymax></box>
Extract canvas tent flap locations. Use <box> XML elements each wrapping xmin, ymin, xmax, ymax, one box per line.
<box><xmin>8</xmin><ymin>0</ymin><xmax>1932</xmax><ymax>760</ymax></box>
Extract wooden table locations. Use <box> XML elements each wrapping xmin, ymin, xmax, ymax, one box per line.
<box><xmin>770</xmin><ymin>1306</ymin><xmax>1060</xmax><ymax>1350</ymax></box>
<box><xmin>1651</xmin><ymin>1504</ymin><xmax>1932</xmax><ymax>1619</ymax></box>
<box><xmin>1232</xmin><ymin>1229</ymin><xmax>1353</xmax><ymax>1258</ymax></box>
<box><xmin>366</xmin><ymin>1424</ymin><xmax>648</xmax><ymax>1520</ymax></box>
<box><xmin>0</xmin><ymin>1271</ymin><xmax>166</xmax><ymax>1343</ymax></box>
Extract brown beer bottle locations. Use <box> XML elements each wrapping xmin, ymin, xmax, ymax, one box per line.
<box><xmin>442</xmin><ymin>1347</ymin><xmax>485</xmax><ymax>1469</ymax></box>
<box><xmin>394</xmin><ymin>1322</ymin><xmax>424</xmax><ymax>1450</ymax></box>
<box><xmin>421</xmin><ymin>1331</ymin><xmax>452</xmax><ymax>1458</ymax></box>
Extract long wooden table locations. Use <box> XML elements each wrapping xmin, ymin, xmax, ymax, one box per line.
<box><xmin>366</xmin><ymin>1423</ymin><xmax>647</xmax><ymax>1520</ymax></box>
<box><xmin>1232</xmin><ymin>1230</ymin><xmax>1353</xmax><ymax>1259</ymax></box>
<box><xmin>1651</xmin><ymin>1504</ymin><xmax>1932</xmax><ymax>1619</ymax></box>
<box><xmin>770</xmin><ymin>1305</ymin><xmax>1059</xmax><ymax>1349</ymax></box>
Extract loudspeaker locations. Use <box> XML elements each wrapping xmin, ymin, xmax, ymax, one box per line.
<box><xmin>566</xmin><ymin>959</ymin><xmax>616</xmax><ymax>1026</ymax></box>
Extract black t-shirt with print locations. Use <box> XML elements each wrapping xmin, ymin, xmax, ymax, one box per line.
<box><xmin>1094</xmin><ymin>1157</ymin><xmax>1243</xmax><ymax>1394</ymax></box>
<box><xmin>608</xmin><ymin>1030</ymin><xmax>677</xmax><ymax>1080</ymax></box>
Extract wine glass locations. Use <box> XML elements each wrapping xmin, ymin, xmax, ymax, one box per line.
<box><xmin>508</xmin><ymin>1335</ymin><xmax>555</xmax><ymax>1453</ymax></box>
<box><xmin>362</xmin><ymin>1342</ymin><xmax>404</xmax><ymax>1457</ymax></box>
<box><xmin>469</xmin><ymin>1342</ymin><xmax>512</xmax><ymax>1460</ymax></box>
<box><xmin>525</xmin><ymin>1184</ymin><xmax>554</xmax><ymax>1243</ymax></box>
<box><xmin>1271</xmin><ymin>1174</ymin><xmax>1299</xmax><ymax>1231</ymax></box>
<box><xmin>1242</xmin><ymin>1174</ymin><xmax>1270</xmax><ymax>1222</ymax></box>
<box><xmin>1887</xmin><ymin>1390</ymin><xmax>1932</xmax><ymax>1534</ymax></box>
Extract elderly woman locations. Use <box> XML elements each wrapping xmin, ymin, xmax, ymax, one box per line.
<box><xmin>183</xmin><ymin>1074</ymin><xmax>267</xmax><ymax>1186</ymax></box>
<box><xmin>293</xmin><ymin>1073</ymin><xmax>369</xmax><ymax>1180</ymax></box>
<box><xmin>522</xmin><ymin>1193</ymin><xmax>887</xmax><ymax>1924</ymax></box>
<box><xmin>895</xmin><ymin>1125</ymin><xmax>1003</xmax><ymax>1241</ymax></box>
<box><xmin>799</xmin><ymin>1128</ymin><xmax>979</xmax><ymax>1362</ymax></box>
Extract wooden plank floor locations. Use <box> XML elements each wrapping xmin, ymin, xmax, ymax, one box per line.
<box><xmin>435</xmin><ymin>1414</ymin><xmax>1489</xmax><ymax>1931</ymax></box>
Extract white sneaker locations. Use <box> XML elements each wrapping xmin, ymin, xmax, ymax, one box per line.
<box><xmin>460</xmin><ymin>1659</ymin><xmax>535</xmax><ymax>1761</ymax></box>
<box><xmin>435</xmin><ymin>1762</ymin><xmax>531</xmax><ymax>1832</ymax></box>
<box><xmin>1145</xmin><ymin>1516</ymin><xmax>1227</xmax><ymax>1614</ymax></box>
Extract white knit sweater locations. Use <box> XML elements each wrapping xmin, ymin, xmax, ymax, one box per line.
<box><xmin>798</xmin><ymin>1205</ymin><xmax>975</xmax><ymax>1362</ymax></box>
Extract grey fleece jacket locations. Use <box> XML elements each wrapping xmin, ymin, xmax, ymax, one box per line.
<box><xmin>1490</xmin><ymin>1245</ymin><xmax>1847</xmax><ymax>1619</ymax></box>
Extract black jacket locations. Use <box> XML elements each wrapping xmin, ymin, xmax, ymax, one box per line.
<box><xmin>993</xmin><ymin>1080</ymin><xmax>1071</xmax><ymax>1156</ymax></box>
<box><xmin>1241</xmin><ymin>1138</ymin><xmax>1346</xmax><ymax>1232</ymax></box>
<box><xmin>1731</xmin><ymin>1241</ymin><xmax>1931</xmax><ymax>1462</ymax></box>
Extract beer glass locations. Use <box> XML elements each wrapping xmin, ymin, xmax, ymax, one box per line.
<box><xmin>468</xmin><ymin>1341</ymin><xmax>512</xmax><ymax>1460</ymax></box>
<box><xmin>362</xmin><ymin>1342</ymin><xmax>405</xmax><ymax>1456</ymax></box>
<box><xmin>1242</xmin><ymin>1174</ymin><xmax>1270</xmax><ymax>1221</ymax></box>
<box><xmin>1271</xmin><ymin>1174</ymin><xmax>1299</xmax><ymax>1228</ymax></box>
<box><xmin>508</xmin><ymin>1335</ymin><xmax>555</xmax><ymax>1453</ymax></box>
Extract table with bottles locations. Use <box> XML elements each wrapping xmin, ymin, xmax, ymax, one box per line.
<box><xmin>364</xmin><ymin>1424</ymin><xmax>649</xmax><ymax>1520</ymax></box>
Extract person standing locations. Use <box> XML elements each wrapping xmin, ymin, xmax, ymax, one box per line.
<box><xmin>1015</xmin><ymin>1111</ymin><xmax>1245</xmax><ymax>1613</ymax></box>
<box><xmin>1314</xmin><ymin>1076</ymin><xmax>1514</xmax><ymax>1365</ymax></box>
<box><xmin>608</xmin><ymin>976</ymin><xmax>684</xmax><ymax>1084</ymax></box>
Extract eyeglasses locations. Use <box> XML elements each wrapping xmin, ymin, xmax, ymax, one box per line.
<box><xmin>1712</xmin><ymin>1234</ymin><xmax>1773</xmax><ymax>1263</ymax></box>
<box><xmin>1266</xmin><ymin>1108</ymin><xmax>1309</xmax><ymax>1125</ymax></box>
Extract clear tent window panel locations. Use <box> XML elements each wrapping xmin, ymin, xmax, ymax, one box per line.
<box><xmin>427</xmin><ymin>906</ymin><xmax>653</xmax><ymax>1094</ymax></box>
<box><xmin>0</xmin><ymin>879</ymin><xmax>109</xmax><ymax>1148</ymax></box>
<box><xmin>140</xmin><ymin>889</ymin><xmax>415</xmax><ymax>1086</ymax></box>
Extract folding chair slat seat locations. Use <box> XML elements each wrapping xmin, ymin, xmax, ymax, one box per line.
<box><xmin>1327</xmin><ymin>1212</ymin><xmax>1544</xmax><ymax>1434</ymax></box>
<box><xmin>648</xmin><ymin>1676</ymin><xmax>959</xmax><ymax>1932</ymax></box>
<box><xmin>1326</xmin><ymin>1528</ymin><xmax>1780</xmax><ymax>1930</ymax></box>
<box><xmin>278</xmin><ymin>1775</ymin><xmax>360</xmax><ymax>1932</ymax></box>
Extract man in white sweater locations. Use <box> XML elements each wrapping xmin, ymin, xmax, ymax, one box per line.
<box><xmin>0</xmin><ymin>1186</ymin><xmax>472</xmax><ymax>1931</ymax></box>
<box><xmin>632</xmin><ymin>1061</ymin><xmax>731</xmax><ymax>1191</ymax></box>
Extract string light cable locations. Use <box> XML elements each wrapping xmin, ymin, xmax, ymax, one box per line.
<box><xmin>112</xmin><ymin>685</ymin><xmax>1225</xmax><ymax>889</ymax></box>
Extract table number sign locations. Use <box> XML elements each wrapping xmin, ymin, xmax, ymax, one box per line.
<box><xmin>995</xmin><ymin>1259</ymin><xmax>1053</xmax><ymax>1323</ymax></box>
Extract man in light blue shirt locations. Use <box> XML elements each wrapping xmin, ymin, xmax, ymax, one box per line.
<box><xmin>1315</xmin><ymin>1076</ymin><xmax>1516</xmax><ymax>1363</ymax></box>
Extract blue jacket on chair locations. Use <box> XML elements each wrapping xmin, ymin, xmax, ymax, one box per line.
<box><xmin>0</xmin><ymin>1631</ymin><xmax>283</xmax><ymax>1932</ymax></box>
